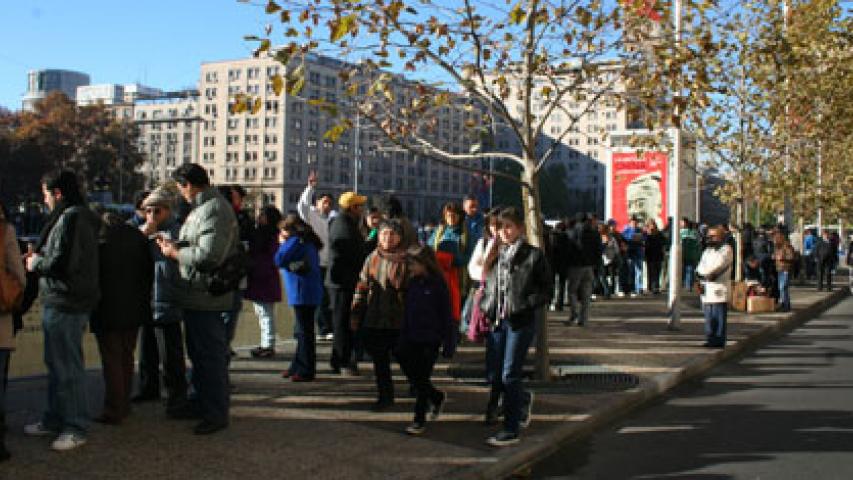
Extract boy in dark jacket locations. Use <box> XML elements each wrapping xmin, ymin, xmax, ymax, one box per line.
<box><xmin>397</xmin><ymin>246</ymin><xmax>455</xmax><ymax>436</ymax></box>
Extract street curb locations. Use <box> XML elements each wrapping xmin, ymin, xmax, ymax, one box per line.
<box><xmin>457</xmin><ymin>288</ymin><xmax>850</xmax><ymax>480</ymax></box>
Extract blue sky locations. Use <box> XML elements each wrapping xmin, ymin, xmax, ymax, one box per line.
<box><xmin>0</xmin><ymin>0</ymin><xmax>274</xmax><ymax>110</ymax></box>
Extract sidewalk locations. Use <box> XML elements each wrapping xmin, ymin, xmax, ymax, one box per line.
<box><xmin>1</xmin><ymin>284</ymin><xmax>848</xmax><ymax>479</ymax></box>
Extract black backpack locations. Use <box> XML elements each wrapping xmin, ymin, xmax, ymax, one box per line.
<box><xmin>206</xmin><ymin>240</ymin><xmax>253</xmax><ymax>297</ymax></box>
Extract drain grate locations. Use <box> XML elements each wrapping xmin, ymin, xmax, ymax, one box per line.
<box><xmin>552</xmin><ymin>364</ymin><xmax>640</xmax><ymax>392</ymax></box>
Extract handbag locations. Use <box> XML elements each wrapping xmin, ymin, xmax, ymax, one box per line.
<box><xmin>0</xmin><ymin>224</ymin><xmax>24</xmax><ymax>312</ymax></box>
<box><xmin>466</xmin><ymin>285</ymin><xmax>490</xmax><ymax>342</ymax></box>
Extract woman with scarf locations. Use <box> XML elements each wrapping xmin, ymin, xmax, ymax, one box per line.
<box><xmin>351</xmin><ymin>219</ymin><xmax>408</xmax><ymax>410</ymax></box>
<box><xmin>427</xmin><ymin>202</ymin><xmax>471</xmax><ymax>324</ymax></box>
<box><xmin>479</xmin><ymin>207</ymin><xmax>552</xmax><ymax>447</ymax></box>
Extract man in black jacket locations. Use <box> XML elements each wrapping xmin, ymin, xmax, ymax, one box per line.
<box><xmin>327</xmin><ymin>191</ymin><xmax>367</xmax><ymax>375</ymax></box>
<box><xmin>24</xmin><ymin>170</ymin><xmax>100</xmax><ymax>451</ymax></box>
<box><xmin>815</xmin><ymin>230</ymin><xmax>835</xmax><ymax>291</ymax></box>
<box><xmin>549</xmin><ymin>222</ymin><xmax>570</xmax><ymax>311</ymax></box>
<box><xmin>566</xmin><ymin>214</ymin><xmax>601</xmax><ymax>326</ymax></box>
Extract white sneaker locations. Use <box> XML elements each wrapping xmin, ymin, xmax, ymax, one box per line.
<box><xmin>24</xmin><ymin>422</ymin><xmax>55</xmax><ymax>437</ymax></box>
<box><xmin>616</xmin><ymin>291</ymin><xmax>626</xmax><ymax>298</ymax></box>
<box><xmin>324</xmin><ymin>333</ymin><xmax>335</xmax><ymax>341</ymax></box>
<box><xmin>51</xmin><ymin>433</ymin><xmax>87</xmax><ymax>451</ymax></box>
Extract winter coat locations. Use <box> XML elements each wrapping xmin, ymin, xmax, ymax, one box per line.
<box><xmin>696</xmin><ymin>243</ymin><xmax>733</xmax><ymax>304</ymax></box>
<box><xmin>245</xmin><ymin>230</ymin><xmax>283</xmax><ymax>304</ymax></box>
<box><xmin>92</xmin><ymin>221</ymin><xmax>153</xmax><ymax>333</ymax></box>
<box><xmin>0</xmin><ymin>223</ymin><xmax>26</xmax><ymax>350</ymax></box>
<box><xmin>622</xmin><ymin>226</ymin><xmax>645</xmax><ymax>259</ymax></box>
<box><xmin>575</xmin><ymin>224</ymin><xmax>603</xmax><ymax>268</ymax></box>
<box><xmin>479</xmin><ymin>242</ymin><xmax>553</xmax><ymax>329</ymax></box>
<box><xmin>680</xmin><ymin>228</ymin><xmax>701</xmax><ymax>265</ymax></box>
<box><xmin>400</xmin><ymin>273</ymin><xmax>455</xmax><ymax>353</ymax></box>
<box><xmin>548</xmin><ymin>230</ymin><xmax>571</xmax><ymax>274</ymax></box>
<box><xmin>814</xmin><ymin>237</ymin><xmax>835</xmax><ymax>264</ymax></box>
<box><xmin>31</xmin><ymin>204</ymin><xmax>101</xmax><ymax>313</ymax></box>
<box><xmin>274</xmin><ymin>236</ymin><xmax>323</xmax><ymax>306</ymax></box>
<box><xmin>174</xmin><ymin>187</ymin><xmax>239</xmax><ymax>311</ymax></box>
<box><xmin>150</xmin><ymin>218</ymin><xmax>184</xmax><ymax>323</ymax></box>
<box><xmin>351</xmin><ymin>249</ymin><xmax>408</xmax><ymax>330</ymax></box>
<box><xmin>326</xmin><ymin>212</ymin><xmax>365</xmax><ymax>290</ymax></box>
<box><xmin>644</xmin><ymin>232</ymin><xmax>665</xmax><ymax>263</ymax></box>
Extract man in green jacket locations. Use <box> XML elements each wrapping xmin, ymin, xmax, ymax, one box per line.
<box><xmin>157</xmin><ymin>164</ymin><xmax>238</xmax><ymax>435</ymax></box>
<box><xmin>24</xmin><ymin>170</ymin><xmax>100</xmax><ymax>452</ymax></box>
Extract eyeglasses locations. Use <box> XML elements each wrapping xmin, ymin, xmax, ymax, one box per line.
<box><xmin>144</xmin><ymin>207</ymin><xmax>162</xmax><ymax>215</ymax></box>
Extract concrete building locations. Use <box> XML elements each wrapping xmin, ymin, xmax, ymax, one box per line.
<box><xmin>22</xmin><ymin>69</ymin><xmax>90</xmax><ymax>111</ymax></box>
<box><xmin>76</xmin><ymin>83</ymin><xmax>163</xmax><ymax>107</ymax></box>
<box><xmin>197</xmin><ymin>52</ymin><xmax>474</xmax><ymax>218</ymax></box>
<box><xmin>135</xmin><ymin>94</ymin><xmax>202</xmax><ymax>187</ymax></box>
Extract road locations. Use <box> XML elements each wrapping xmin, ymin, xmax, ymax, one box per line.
<box><xmin>530</xmin><ymin>295</ymin><xmax>853</xmax><ymax>480</ymax></box>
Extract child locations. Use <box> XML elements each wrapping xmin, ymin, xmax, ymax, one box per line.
<box><xmin>479</xmin><ymin>207</ymin><xmax>553</xmax><ymax>446</ymax></box>
<box><xmin>397</xmin><ymin>246</ymin><xmax>456</xmax><ymax>435</ymax></box>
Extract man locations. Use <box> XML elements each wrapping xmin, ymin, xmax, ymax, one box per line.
<box><xmin>696</xmin><ymin>226</ymin><xmax>734</xmax><ymax>348</ymax></box>
<box><xmin>566</xmin><ymin>213</ymin><xmax>601</xmax><ymax>326</ymax></box>
<box><xmin>221</xmin><ymin>184</ymin><xmax>253</xmax><ymax>356</ymax></box>
<box><xmin>24</xmin><ymin>170</ymin><xmax>100</xmax><ymax>451</ymax></box>
<box><xmin>157</xmin><ymin>164</ymin><xmax>238</xmax><ymax>435</ymax></box>
<box><xmin>621</xmin><ymin>217</ymin><xmax>645</xmax><ymax>296</ymax></box>
<box><xmin>463</xmin><ymin>195</ymin><xmax>484</xmax><ymax>247</ymax></box>
<box><xmin>138</xmin><ymin>187</ymin><xmax>190</xmax><ymax>415</ymax></box>
<box><xmin>548</xmin><ymin>222</ymin><xmax>570</xmax><ymax>311</ymax></box>
<box><xmin>772</xmin><ymin>234</ymin><xmax>795</xmax><ymax>311</ymax></box>
<box><xmin>680</xmin><ymin>218</ymin><xmax>701</xmax><ymax>290</ymax></box>
<box><xmin>298</xmin><ymin>172</ymin><xmax>335</xmax><ymax>339</ymax></box>
<box><xmin>803</xmin><ymin>229</ymin><xmax>817</xmax><ymax>280</ymax></box>
<box><xmin>814</xmin><ymin>230</ymin><xmax>835</xmax><ymax>291</ymax></box>
<box><xmin>327</xmin><ymin>190</ymin><xmax>366</xmax><ymax>376</ymax></box>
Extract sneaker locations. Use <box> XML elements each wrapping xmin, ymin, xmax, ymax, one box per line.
<box><xmin>405</xmin><ymin>422</ymin><xmax>426</xmax><ymax>436</ymax></box>
<box><xmin>629</xmin><ymin>292</ymin><xmax>639</xmax><ymax>298</ymax></box>
<box><xmin>51</xmin><ymin>433</ymin><xmax>87</xmax><ymax>451</ymax></box>
<box><xmin>324</xmin><ymin>333</ymin><xmax>335</xmax><ymax>341</ymax></box>
<box><xmin>486</xmin><ymin>430</ymin><xmax>519</xmax><ymax>447</ymax></box>
<box><xmin>520</xmin><ymin>392</ymin><xmax>534</xmax><ymax>428</ymax></box>
<box><xmin>250</xmin><ymin>347</ymin><xmax>275</xmax><ymax>358</ymax></box>
<box><xmin>429</xmin><ymin>391</ymin><xmax>446</xmax><ymax>421</ymax></box>
<box><xmin>590</xmin><ymin>294</ymin><xmax>597</xmax><ymax>301</ymax></box>
<box><xmin>616</xmin><ymin>291</ymin><xmax>626</xmax><ymax>298</ymax></box>
<box><xmin>24</xmin><ymin>422</ymin><xmax>55</xmax><ymax>437</ymax></box>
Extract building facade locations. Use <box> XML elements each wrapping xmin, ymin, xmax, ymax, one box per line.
<box><xmin>197</xmin><ymin>52</ymin><xmax>473</xmax><ymax>219</ymax></box>
<box><xmin>135</xmin><ymin>96</ymin><xmax>202</xmax><ymax>187</ymax></box>
<box><xmin>22</xmin><ymin>69</ymin><xmax>90</xmax><ymax>111</ymax></box>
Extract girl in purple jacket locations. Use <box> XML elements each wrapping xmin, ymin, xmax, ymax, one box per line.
<box><xmin>397</xmin><ymin>246</ymin><xmax>456</xmax><ymax>436</ymax></box>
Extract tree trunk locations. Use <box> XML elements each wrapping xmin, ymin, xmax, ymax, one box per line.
<box><xmin>521</xmin><ymin>161</ymin><xmax>551</xmax><ymax>381</ymax></box>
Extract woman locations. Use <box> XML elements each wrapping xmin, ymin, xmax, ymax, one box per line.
<box><xmin>599</xmin><ymin>224</ymin><xmax>619</xmax><ymax>300</ymax></box>
<box><xmin>275</xmin><ymin>213</ymin><xmax>324</xmax><ymax>381</ymax></box>
<box><xmin>0</xmin><ymin>201</ymin><xmax>26</xmax><ymax>461</ymax></box>
<box><xmin>397</xmin><ymin>246</ymin><xmax>455</xmax><ymax>435</ymax></box>
<box><xmin>362</xmin><ymin>206</ymin><xmax>382</xmax><ymax>254</ymax></box>
<box><xmin>427</xmin><ymin>202</ymin><xmax>471</xmax><ymax>323</ymax></box>
<box><xmin>246</xmin><ymin>206</ymin><xmax>284</xmax><ymax>358</ymax></box>
<box><xmin>91</xmin><ymin>211</ymin><xmax>153</xmax><ymax>425</ymax></box>
<box><xmin>644</xmin><ymin>220</ymin><xmax>665</xmax><ymax>294</ymax></box>
<box><xmin>479</xmin><ymin>207</ymin><xmax>552</xmax><ymax>447</ymax></box>
<box><xmin>351</xmin><ymin>219</ymin><xmax>408</xmax><ymax>409</ymax></box>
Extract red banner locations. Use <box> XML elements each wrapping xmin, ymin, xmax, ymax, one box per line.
<box><xmin>611</xmin><ymin>151</ymin><xmax>668</xmax><ymax>230</ymax></box>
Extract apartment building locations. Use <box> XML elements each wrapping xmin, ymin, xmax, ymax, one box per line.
<box><xmin>135</xmin><ymin>96</ymin><xmax>202</xmax><ymax>187</ymax></box>
<box><xmin>198</xmin><ymin>52</ymin><xmax>474</xmax><ymax>219</ymax></box>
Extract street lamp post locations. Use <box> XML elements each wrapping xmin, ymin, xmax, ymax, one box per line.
<box><xmin>667</xmin><ymin>0</ymin><xmax>684</xmax><ymax>330</ymax></box>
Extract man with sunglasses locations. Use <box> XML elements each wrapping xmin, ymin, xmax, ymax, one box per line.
<box><xmin>135</xmin><ymin>187</ymin><xmax>190</xmax><ymax>418</ymax></box>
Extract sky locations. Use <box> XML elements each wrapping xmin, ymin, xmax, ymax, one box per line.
<box><xmin>0</xmin><ymin>0</ymin><xmax>275</xmax><ymax>110</ymax></box>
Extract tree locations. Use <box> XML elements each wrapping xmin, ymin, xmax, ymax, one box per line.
<box><xmin>0</xmin><ymin>92</ymin><xmax>146</xmax><ymax>207</ymax></box>
<box><xmin>241</xmin><ymin>0</ymin><xmax>724</xmax><ymax>379</ymax></box>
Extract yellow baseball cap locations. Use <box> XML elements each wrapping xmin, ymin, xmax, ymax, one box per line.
<box><xmin>338</xmin><ymin>191</ymin><xmax>367</xmax><ymax>209</ymax></box>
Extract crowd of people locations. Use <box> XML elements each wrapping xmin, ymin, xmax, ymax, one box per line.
<box><xmin>0</xmin><ymin>163</ymin><xmax>851</xmax><ymax>460</ymax></box>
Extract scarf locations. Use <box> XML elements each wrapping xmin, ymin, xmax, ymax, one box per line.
<box><xmin>497</xmin><ymin>240</ymin><xmax>522</xmax><ymax>320</ymax></box>
<box><xmin>376</xmin><ymin>247</ymin><xmax>408</xmax><ymax>290</ymax></box>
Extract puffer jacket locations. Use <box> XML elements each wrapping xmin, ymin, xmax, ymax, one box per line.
<box><xmin>150</xmin><ymin>218</ymin><xmax>185</xmax><ymax>323</ymax></box>
<box><xmin>175</xmin><ymin>187</ymin><xmax>239</xmax><ymax>311</ymax></box>
<box><xmin>479</xmin><ymin>242</ymin><xmax>553</xmax><ymax>328</ymax></box>
<box><xmin>32</xmin><ymin>204</ymin><xmax>101</xmax><ymax>313</ymax></box>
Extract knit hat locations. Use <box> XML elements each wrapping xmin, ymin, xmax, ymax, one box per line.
<box><xmin>141</xmin><ymin>186</ymin><xmax>176</xmax><ymax>209</ymax></box>
<box><xmin>339</xmin><ymin>191</ymin><xmax>367</xmax><ymax>209</ymax></box>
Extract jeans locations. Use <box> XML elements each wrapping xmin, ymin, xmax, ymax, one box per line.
<box><xmin>487</xmin><ymin>320</ymin><xmax>535</xmax><ymax>434</ymax></box>
<box><xmin>154</xmin><ymin>322</ymin><xmax>188</xmax><ymax>408</ymax></box>
<box><xmin>315</xmin><ymin>267</ymin><xmax>333</xmax><ymax>336</ymax></box>
<box><xmin>646</xmin><ymin>261</ymin><xmax>662</xmax><ymax>293</ymax></box>
<box><xmin>683</xmin><ymin>263</ymin><xmax>696</xmax><ymax>290</ymax></box>
<box><xmin>361</xmin><ymin>328</ymin><xmax>399</xmax><ymax>402</ymax></box>
<box><xmin>41</xmin><ymin>307</ymin><xmax>90</xmax><ymax>435</ymax></box>
<box><xmin>253</xmin><ymin>302</ymin><xmax>276</xmax><ymax>349</ymax></box>
<box><xmin>778</xmin><ymin>271</ymin><xmax>791</xmax><ymax>311</ymax></box>
<box><xmin>628</xmin><ymin>256</ymin><xmax>644</xmax><ymax>293</ymax></box>
<box><xmin>136</xmin><ymin>323</ymin><xmax>160</xmax><ymax>397</ymax></box>
<box><xmin>95</xmin><ymin>329</ymin><xmax>138</xmax><ymax>421</ymax></box>
<box><xmin>817</xmin><ymin>260</ymin><xmax>833</xmax><ymax>290</ymax></box>
<box><xmin>567</xmin><ymin>267</ymin><xmax>594</xmax><ymax>324</ymax></box>
<box><xmin>289</xmin><ymin>305</ymin><xmax>317</xmax><ymax>378</ymax></box>
<box><xmin>184</xmin><ymin>309</ymin><xmax>230</xmax><ymax>424</ymax></box>
<box><xmin>329</xmin><ymin>287</ymin><xmax>356</xmax><ymax>370</ymax></box>
<box><xmin>397</xmin><ymin>341</ymin><xmax>442</xmax><ymax>423</ymax></box>
<box><xmin>702</xmin><ymin>303</ymin><xmax>727</xmax><ymax>347</ymax></box>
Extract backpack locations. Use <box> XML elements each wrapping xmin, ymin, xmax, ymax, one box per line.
<box><xmin>205</xmin><ymin>222</ymin><xmax>252</xmax><ymax>297</ymax></box>
<box><xmin>0</xmin><ymin>223</ymin><xmax>24</xmax><ymax>312</ymax></box>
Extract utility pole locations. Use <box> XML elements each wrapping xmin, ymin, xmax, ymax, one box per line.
<box><xmin>354</xmin><ymin>109</ymin><xmax>360</xmax><ymax>194</ymax></box>
<box><xmin>667</xmin><ymin>0</ymin><xmax>683</xmax><ymax>330</ymax></box>
<box><xmin>782</xmin><ymin>0</ymin><xmax>793</xmax><ymax>230</ymax></box>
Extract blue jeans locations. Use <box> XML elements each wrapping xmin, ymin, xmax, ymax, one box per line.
<box><xmin>184</xmin><ymin>309</ymin><xmax>230</xmax><ymax>424</ymax></box>
<box><xmin>487</xmin><ymin>320</ymin><xmax>535</xmax><ymax>434</ymax></box>
<box><xmin>41</xmin><ymin>307</ymin><xmax>90</xmax><ymax>435</ymax></box>
<box><xmin>224</xmin><ymin>291</ymin><xmax>243</xmax><ymax>347</ymax></box>
<box><xmin>683</xmin><ymin>263</ymin><xmax>696</xmax><ymax>290</ymax></box>
<box><xmin>778</xmin><ymin>271</ymin><xmax>791</xmax><ymax>311</ymax></box>
<box><xmin>702</xmin><ymin>303</ymin><xmax>727</xmax><ymax>347</ymax></box>
<box><xmin>628</xmin><ymin>256</ymin><xmax>644</xmax><ymax>293</ymax></box>
<box><xmin>289</xmin><ymin>305</ymin><xmax>316</xmax><ymax>378</ymax></box>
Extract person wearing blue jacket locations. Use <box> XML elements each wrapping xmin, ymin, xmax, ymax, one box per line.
<box><xmin>397</xmin><ymin>246</ymin><xmax>456</xmax><ymax>436</ymax></box>
<box><xmin>275</xmin><ymin>213</ymin><xmax>324</xmax><ymax>382</ymax></box>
